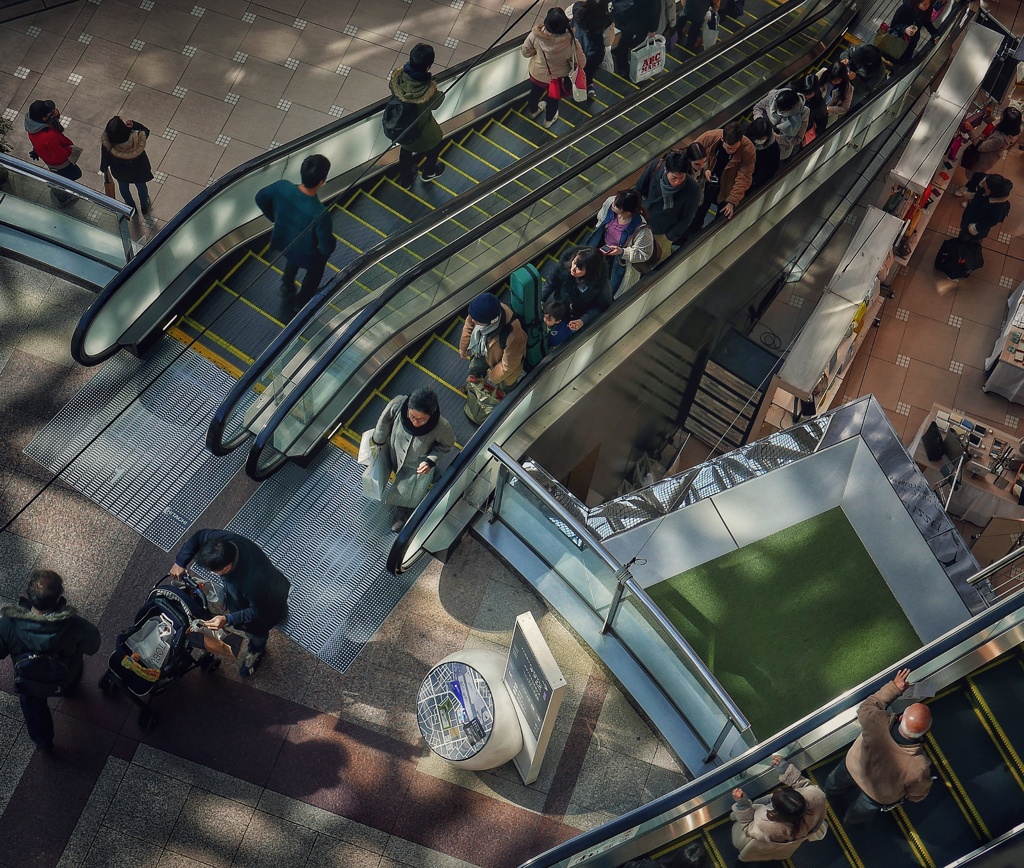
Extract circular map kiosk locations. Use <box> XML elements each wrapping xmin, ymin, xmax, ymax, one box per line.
<box><xmin>416</xmin><ymin>650</ymin><xmax>523</xmax><ymax>770</ymax></box>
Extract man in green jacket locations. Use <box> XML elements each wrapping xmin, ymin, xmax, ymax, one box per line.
<box><xmin>0</xmin><ymin>570</ymin><xmax>101</xmax><ymax>751</ymax></box>
<box><xmin>825</xmin><ymin>667</ymin><xmax>933</xmax><ymax>823</ymax></box>
<box><xmin>255</xmin><ymin>153</ymin><xmax>337</xmax><ymax>311</ymax></box>
<box><xmin>389</xmin><ymin>43</ymin><xmax>446</xmax><ymax>188</ymax></box>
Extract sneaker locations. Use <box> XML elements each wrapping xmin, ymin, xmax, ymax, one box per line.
<box><xmin>238</xmin><ymin>650</ymin><xmax>263</xmax><ymax>677</ymax></box>
<box><xmin>953</xmin><ymin>186</ymin><xmax>966</xmax><ymax>197</ymax></box>
<box><xmin>543</xmin><ymin>112</ymin><xmax>559</xmax><ymax>128</ymax></box>
<box><xmin>420</xmin><ymin>165</ymin><xmax>446</xmax><ymax>182</ymax></box>
<box><xmin>528</xmin><ymin>100</ymin><xmax>546</xmax><ymax>118</ymax></box>
<box><xmin>587</xmin><ymin>87</ymin><xmax>597</xmax><ymax>99</ymax></box>
<box><xmin>391</xmin><ymin>517</ymin><xmax>407</xmax><ymax>532</ymax></box>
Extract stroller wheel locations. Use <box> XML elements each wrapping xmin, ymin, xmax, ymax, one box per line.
<box><xmin>139</xmin><ymin>707</ymin><xmax>159</xmax><ymax>729</ymax></box>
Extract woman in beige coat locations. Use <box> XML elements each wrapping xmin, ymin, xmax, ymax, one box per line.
<box><xmin>522</xmin><ymin>7</ymin><xmax>585</xmax><ymax>128</ymax></box>
<box><xmin>730</xmin><ymin>755</ymin><xmax>828</xmax><ymax>862</ymax></box>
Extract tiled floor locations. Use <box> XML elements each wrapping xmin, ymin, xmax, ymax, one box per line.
<box><xmin>0</xmin><ymin>0</ymin><xmax>546</xmax><ymax>234</ymax></box>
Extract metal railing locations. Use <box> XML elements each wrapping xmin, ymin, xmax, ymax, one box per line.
<box><xmin>490</xmin><ymin>443</ymin><xmax>752</xmax><ymax>760</ymax></box>
<box><xmin>0</xmin><ymin>151</ymin><xmax>134</xmax><ymax>287</ymax></box>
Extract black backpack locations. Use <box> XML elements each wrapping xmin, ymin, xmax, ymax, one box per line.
<box><xmin>382</xmin><ymin>97</ymin><xmax>424</xmax><ymax>146</ymax></box>
<box><xmin>14</xmin><ymin>652</ymin><xmax>71</xmax><ymax>697</ymax></box>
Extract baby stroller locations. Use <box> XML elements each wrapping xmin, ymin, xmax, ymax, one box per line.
<box><xmin>99</xmin><ymin>573</ymin><xmax>221</xmax><ymax>727</ymax></box>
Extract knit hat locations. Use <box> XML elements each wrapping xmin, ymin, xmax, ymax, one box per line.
<box><xmin>468</xmin><ymin>292</ymin><xmax>501</xmax><ymax>323</ymax></box>
<box><xmin>105</xmin><ymin>116</ymin><xmax>132</xmax><ymax>145</ymax></box>
<box><xmin>28</xmin><ymin>99</ymin><xmax>56</xmax><ymax>122</ymax></box>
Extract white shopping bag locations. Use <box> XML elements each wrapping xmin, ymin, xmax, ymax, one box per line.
<box><xmin>629</xmin><ymin>36</ymin><xmax>666</xmax><ymax>83</ymax></box>
<box><xmin>702</xmin><ymin>10</ymin><xmax>719</xmax><ymax>48</ymax></box>
<box><xmin>361</xmin><ymin>447</ymin><xmax>391</xmax><ymax>501</ymax></box>
<box><xmin>357</xmin><ymin>429</ymin><xmax>376</xmax><ymax>466</ymax></box>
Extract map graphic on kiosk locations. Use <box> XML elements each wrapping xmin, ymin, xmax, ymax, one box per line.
<box><xmin>416</xmin><ymin>661</ymin><xmax>495</xmax><ymax>761</ymax></box>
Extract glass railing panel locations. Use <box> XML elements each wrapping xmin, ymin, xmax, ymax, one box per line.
<box><xmin>0</xmin><ymin>153</ymin><xmax>132</xmax><ymax>267</ymax></box>
<box><xmin>259</xmin><ymin>0</ymin><xmax>849</xmax><ymax>459</ymax></box>
<box><xmin>611</xmin><ymin>595</ymin><xmax>730</xmax><ymax>743</ymax></box>
<box><xmin>496</xmin><ymin>472</ymin><xmax>619</xmax><ymax>612</ymax></box>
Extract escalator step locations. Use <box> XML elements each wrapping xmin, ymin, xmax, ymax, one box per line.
<box><xmin>807</xmin><ymin>758</ymin><xmax>923</xmax><ymax>868</ymax></box>
<box><xmin>461</xmin><ymin>131</ymin><xmax>519</xmax><ymax>171</ymax></box>
<box><xmin>343</xmin><ymin>192</ymin><xmax>411</xmax><ymax>237</ymax></box>
<box><xmin>967</xmin><ymin>656</ymin><xmax>1024</xmax><ymax>768</ymax></box>
<box><xmin>371</xmin><ymin>178</ymin><xmax>436</xmax><ymax>222</ymax></box>
<box><xmin>927</xmin><ymin>688</ymin><xmax>1024</xmax><ymax>839</ymax></box>
<box><xmin>430</xmin><ymin>161</ymin><xmax>478</xmax><ymax>196</ymax></box>
<box><xmin>329</xmin><ymin>209</ymin><xmax>387</xmax><ymax>256</ymax></box>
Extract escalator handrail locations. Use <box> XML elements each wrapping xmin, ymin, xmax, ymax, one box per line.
<box><xmin>385</xmin><ymin>16</ymin><xmax>970</xmax><ymax>866</ymax></box>
<box><xmin>387</xmin><ymin>0</ymin><xmax>965</xmax><ymax>577</ymax></box>
<box><xmin>70</xmin><ymin>33</ymin><xmax>532</xmax><ymax>366</ymax></box>
<box><xmin>245</xmin><ymin>0</ymin><xmax>851</xmax><ymax>476</ymax></box>
<box><xmin>206</xmin><ymin>0</ymin><xmax>831</xmax><ymax>455</ymax></box>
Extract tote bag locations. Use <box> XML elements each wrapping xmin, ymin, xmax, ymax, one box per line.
<box><xmin>361</xmin><ymin>446</ymin><xmax>392</xmax><ymax>501</ymax></box>
<box><xmin>702</xmin><ymin>11</ymin><xmax>719</xmax><ymax>48</ymax></box>
<box><xmin>629</xmin><ymin>36</ymin><xmax>666</xmax><ymax>83</ymax></box>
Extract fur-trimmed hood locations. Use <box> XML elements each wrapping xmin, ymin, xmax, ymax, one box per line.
<box><xmin>101</xmin><ymin>128</ymin><xmax>148</xmax><ymax>160</ymax></box>
<box><xmin>1</xmin><ymin>600</ymin><xmax>80</xmax><ymax>622</ymax></box>
<box><xmin>389</xmin><ymin>67</ymin><xmax>439</xmax><ymax>105</ymax></box>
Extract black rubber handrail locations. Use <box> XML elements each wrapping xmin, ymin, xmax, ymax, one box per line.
<box><xmin>385</xmin><ymin>0</ymin><xmax>967</xmax><ymax>579</ymax></box>
<box><xmin>70</xmin><ymin>33</ymin><xmax>531</xmax><ymax>366</ymax></box>
<box><xmin>245</xmin><ymin>0</ymin><xmax>849</xmax><ymax>478</ymax></box>
<box><xmin>206</xmin><ymin>0</ymin><xmax>825</xmax><ymax>455</ymax></box>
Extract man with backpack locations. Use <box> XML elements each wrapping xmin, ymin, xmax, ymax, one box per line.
<box><xmin>386</xmin><ymin>43</ymin><xmax>446</xmax><ymax>188</ymax></box>
<box><xmin>459</xmin><ymin>292</ymin><xmax>527</xmax><ymax>422</ymax></box>
<box><xmin>0</xmin><ymin>570</ymin><xmax>101</xmax><ymax>752</ymax></box>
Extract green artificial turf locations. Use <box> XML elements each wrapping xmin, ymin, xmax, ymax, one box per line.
<box><xmin>646</xmin><ymin>506</ymin><xmax>921</xmax><ymax>739</ymax></box>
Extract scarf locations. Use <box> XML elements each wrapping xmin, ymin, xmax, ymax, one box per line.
<box><xmin>656</xmin><ymin>169</ymin><xmax>678</xmax><ymax>210</ymax></box>
<box><xmin>469</xmin><ymin>313</ymin><xmax>502</xmax><ymax>358</ymax></box>
<box><xmin>400</xmin><ymin>397</ymin><xmax>440</xmax><ymax>437</ymax></box>
<box><xmin>403</xmin><ymin>63</ymin><xmax>432</xmax><ymax>82</ymax></box>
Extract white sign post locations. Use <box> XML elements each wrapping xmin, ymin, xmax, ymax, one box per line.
<box><xmin>503</xmin><ymin>611</ymin><xmax>566</xmax><ymax>785</ymax></box>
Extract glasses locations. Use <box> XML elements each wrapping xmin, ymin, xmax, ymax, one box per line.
<box><xmin>408</xmin><ymin>411</ymin><xmax>431</xmax><ymax>425</ymax></box>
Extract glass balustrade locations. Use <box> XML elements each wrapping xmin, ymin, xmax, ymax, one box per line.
<box><xmin>245</xmin><ymin>0</ymin><xmax>847</xmax><ymax>472</ymax></box>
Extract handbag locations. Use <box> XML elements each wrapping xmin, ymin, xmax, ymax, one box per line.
<box><xmin>361</xmin><ymin>444</ymin><xmax>392</xmax><ymax>501</ymax></box>
<box><xmin>569</xmin><ymin>40</ymin><xmax>588</xmax><ymax>102</ymax></box>
<box><xmin>701</xmin><ymin>10</ymin><xmax>719</xmax><ymax>48</ymax></box>
<box><xmin>465</xmin><ymin>379</ymin><xmax>505</xmax><ymax>425</ymax></box>
<box><xmin>629</xmin><ymin>35</ymin><xmax>666</xmax><ymax>83</ymax></box>
<box><xmin>873</xmin><ymin>23</ymin><xmax>908</xmax><ymax>61</ymax></box>
<box><xmin>960</xmin><ymin>143</ymin><xmax>980</xmax><ymax>170</ymax></box>
<box><xmin>357</xmin><ymin>429</ymin><xmax>377</xmax><ymax>466</ymax></box>
<box><xmin>103</xmin><ymin>170</ymin><xmax>116</xmax><ymax>199</ymax></box>
<box><xmin>541</xmin><ymin>49</ymin><xmax>566</xmax><ymax>100</ymax></box>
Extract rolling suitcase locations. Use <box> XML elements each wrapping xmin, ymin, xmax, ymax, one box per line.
<box><xmin>935</xmin><ymin>237</ymin><xmax>983</xmax><ymax>279</ymax></box>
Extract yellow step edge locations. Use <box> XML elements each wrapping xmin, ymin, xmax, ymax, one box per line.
<box><xmin>925</xmin><ymin>732</ymin><xmax>990</xmax><ymax>840</ymax></box>
<box><xmin>361</xmin><ymin>193</ymin><xmax>414</xmax><ymax>226</ymax></box>
<box><xmin>167</xmin><ymin>325</ymin><xmax>247</xmax><ymax>380</ymax></box>
<box><xmin>450</xmin><ymin>140</ymin><xmax>501</xmax><ymax>174</ymax></box>
<box><xmin>892</xmin><ymin>806</ymin><xmax>935</xmax><ymax>868</ymax></box>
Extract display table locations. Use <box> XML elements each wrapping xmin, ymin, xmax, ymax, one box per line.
<box><xmin>416</xmin><ymin>649</ymin><xmax>523</xmax><ymax>770</ymax></box>
<box><xmin>984</xmin><ymin>280</ymin><xmax>1024</xmax><ymax>404</ymax></box>
<box><xmin>910</xmin><ymin>403</ymin><xmax>1024</xmax><ymax>526</ymax></box>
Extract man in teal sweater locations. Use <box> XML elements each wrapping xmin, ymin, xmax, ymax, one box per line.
<box><xmin>255</xmin><ymin>154</ymin><xmax>338</xmax><ymax>311</ymax></box>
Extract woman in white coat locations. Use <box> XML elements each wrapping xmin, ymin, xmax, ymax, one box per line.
<box><xmin>371</xmin><ymin>388</ymin><xmax>455</xmax><ymax>531</ymax></box>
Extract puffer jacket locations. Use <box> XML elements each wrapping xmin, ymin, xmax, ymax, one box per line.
<box><xmin>522</xmin><ymin>25</ymin><xmax>586</xmax><ymax>83</ymax></box>
<box><xmin>752</xmin><ymin>89</ymin><xmax>809</xmax><ymax>158</ymax></box>
<box><xmin>0</xmin><ymin>600</ymin><xmax>101</xmax><ymax>682</ymax></box>
<box><xmin>100</xmin><ymin>122</ymin><xmax>153</xmax><ymax>184</ymax></box>
<box><xmin>24</xmin><ymin>116</ymin><xmax>74</xmax><ymax>169</ymax></box>
<box><xmin>388</xmin><ymin>66</ymin><xmax>445</xmax><ymax>153</ymax></box>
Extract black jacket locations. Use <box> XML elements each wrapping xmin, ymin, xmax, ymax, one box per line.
<box><xmin>637</xmin><ymin>158</ymin><xmax>701</xmax><ymax>241</ymax></box>
<box><xmin>541</xmin><ymin>247</ymin><xmax>613</xmax><ymax>325</ymax></box>
<box><xmin>891</xmin><ymin>0</ymin><xmax>938</xmax><ymax>39</ymax></box>
<box><xmin>612</xmin><ymin>0</ymin><xmax>660</xmax><ymax>33</ymax></box>
<box><xmin>175</xmin><ymin>529</ymin><xmax>291</xmax><ymax>634</ymax></box>
<box><xmin>961</xmin><ymin>193</ymin><xmax>1010</xmax><ymax>239</ymax></box>
<box><xmin>0</xmin><ymin>601</ymin><xmax>100</xmax><ymax>681</ymax></box>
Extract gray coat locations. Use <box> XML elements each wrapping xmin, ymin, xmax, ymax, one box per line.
<box><xmin>372</xmin><ymin>396</ymin><xmax>456</xmax><ymax>509</ymax></box>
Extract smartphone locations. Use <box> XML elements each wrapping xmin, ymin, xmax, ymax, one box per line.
<box><xmin>600</xmin><ymin>245</ymin><xmax>615</xmax><ymax>255</ymax></box>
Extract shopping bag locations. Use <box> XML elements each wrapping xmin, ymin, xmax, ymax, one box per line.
<box><xmin>465</xmin><ymin>379</ymin><xmax>505</xmax><ymax>424</ymax></box>
<box><xmin>357</xmin><ymin>429</ymin><xmax>377</xmax><ymax>466</ymax></box>
<box><xmin>701</xmin><ymin>11</ymin><xmax>719</xmax><ymax>48</ymax></box>
<box><xmin>600</xmin><ymin>45</ymin><xmax>614</xmax><ymax>72</ymax></box>
<box><xmin>872</xmin><ymin>23</ymin><xmax>908</xmax><ymax>61</ymax></box>
<box><xmin>570</xmin><ymin>63</ymin><xmax>588</xmax><ymax>101</ymax></box>
<box><xmin>361</xmin><ymin>447</ymin><xmax>391</xmax><ymax>500</ymax></box>
<box><xmin>629</xmin><ymin>36</ymin><xmax>666</xmax><ymax>83</ymax></box>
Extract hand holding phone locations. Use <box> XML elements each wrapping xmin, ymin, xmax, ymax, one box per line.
<box><xmin>600</xmin><ymin>245</ymin><xmax>617</xmax><ymax>255</ymax></box>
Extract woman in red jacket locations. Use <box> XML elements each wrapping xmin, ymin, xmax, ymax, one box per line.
<box><xmin>23</xmin><ymin>99</ymin><xmax>81</xmax><ymax>206</ymax></box>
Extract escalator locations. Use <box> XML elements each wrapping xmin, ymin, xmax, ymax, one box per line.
<box><xmin>225</xmin><ymin>0</ymin><xmax>852</xmax><ymax>476</ymax></box>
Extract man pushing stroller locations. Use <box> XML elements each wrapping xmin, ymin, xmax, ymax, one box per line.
<box><xmin>171</xmin><ymin>529</ymin><xmax>291</xmax><ymax>678</ymax></box>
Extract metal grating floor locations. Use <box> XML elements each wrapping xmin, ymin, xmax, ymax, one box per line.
<box><xmin>24</xmin><ymin>339</ymin><xmax>248</xmax><ymax>551</ymax></box>
<box><xmin>226</xmin><ymin>446</ymin><xmax>425</xmax><ymax>673</ymax></box>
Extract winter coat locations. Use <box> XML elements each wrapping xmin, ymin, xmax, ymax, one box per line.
<box><xmin>752</xmin><ymin>89</ymin><xmax>809</xmax><ymax>159</ymax></box>
<box><xmin>541</xmin><ymin>246</ymin><xmax>613</xmax><ymax>325</ymax></box>
<box><xmin>961</xmin><ymin>189</ymin><xmax>1010</xmax><ymax>239</ymax></box>
<box><xmin>845</xmin><ymin>681</ymin><xmax>933</xmax><ymax>806</ymax></box>
<box><xmin>24</xmin><ymin>116</ymin><xmax>75</xmax><ymax>169</ymax></box>
<box><xmin>0</xmin><ymin>600</ymin><xmax>100</xmax><ymax>683</ymax></box>
<box><xmin>522</xmin><ymin>25</ymin><xmax>586</xmax><ymax>83</ymax></box>
<box><xmin>100</xmin><ymin>122</ymin><xmax>153</xmax><ymax>184</ymax></box>
<box><xmin>174</xmin><ymin>529</ymin><xmax>291</xmax><ymax>635</ymax></box>
<box><xmin>571</xmin><ymin>2</ymin><xmax>614</xmax><ymax>65</ymax></box>
<box><xmin>255</xmin><ymin>180</ymin><xmax>337</xmax><ymax>268</ymax></box>
<box><xmin>372</xmin><ymin>396</ymin><xmax>456</xmax><ymax>509</ymax></box>
<box><xmin>969</xmin><ymin>128</ymin><xmax>1020</xmax><ymax>175</ymax></box>
<box><xmin>730</xmin><ymin>763</ymin><xmax>828</xmax><ymax>862</ymax></box>
<box><xmin>682</xmin><ymin>0</ymin><xmax>713</xmax><ymax>24</ymax></box>
<box><xmin>591</xmin><ymin>195</ymin><xmax>655</xmax><ymax>294</ymax></box>
<box><xmin>890</xmin><ymin>0</ymin><xmax>938</xmax><ymax>39</ymax></box>
<box><xmin>657</xmin><ymin>0</ymin><xmax>678</xmax><ymax>33</ymax></box>
<box><xmin>694</xmin><ymin>129</ymin><xmax>756</xmax><ymax>208</ymax></box>
<box><xmin>459</xmin><ymin>301</ymin><xmax>527</xmax><ymax>387</ymax></box>
<box><xmin>818</xmin><ymin>67</ymin><xmax>854</xmax><ymax>119</ymax></box>
<box><xmin>388</xmin><ymin>66</ymin><xmax>445</xmax><ymax>153</ymax></box>
<box><xmin>841</xmin><ymin>44</ymin><xmax>885</xmax><ymax>91</ymax></box>
<box><xmin>636</xmin><ymin>157</ymin><xmax>701</xmax><ymax>242</ymax></box>
<box><xmin>613</xmin><ymin>0</ymin><xmax>661</xmax><ymax>33</ymax></box>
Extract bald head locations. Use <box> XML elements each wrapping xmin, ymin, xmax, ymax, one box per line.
<box><xmin>899</xmin><ymin>703</ymin><xmax>932</xmax><ymax>739</ymax></box>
